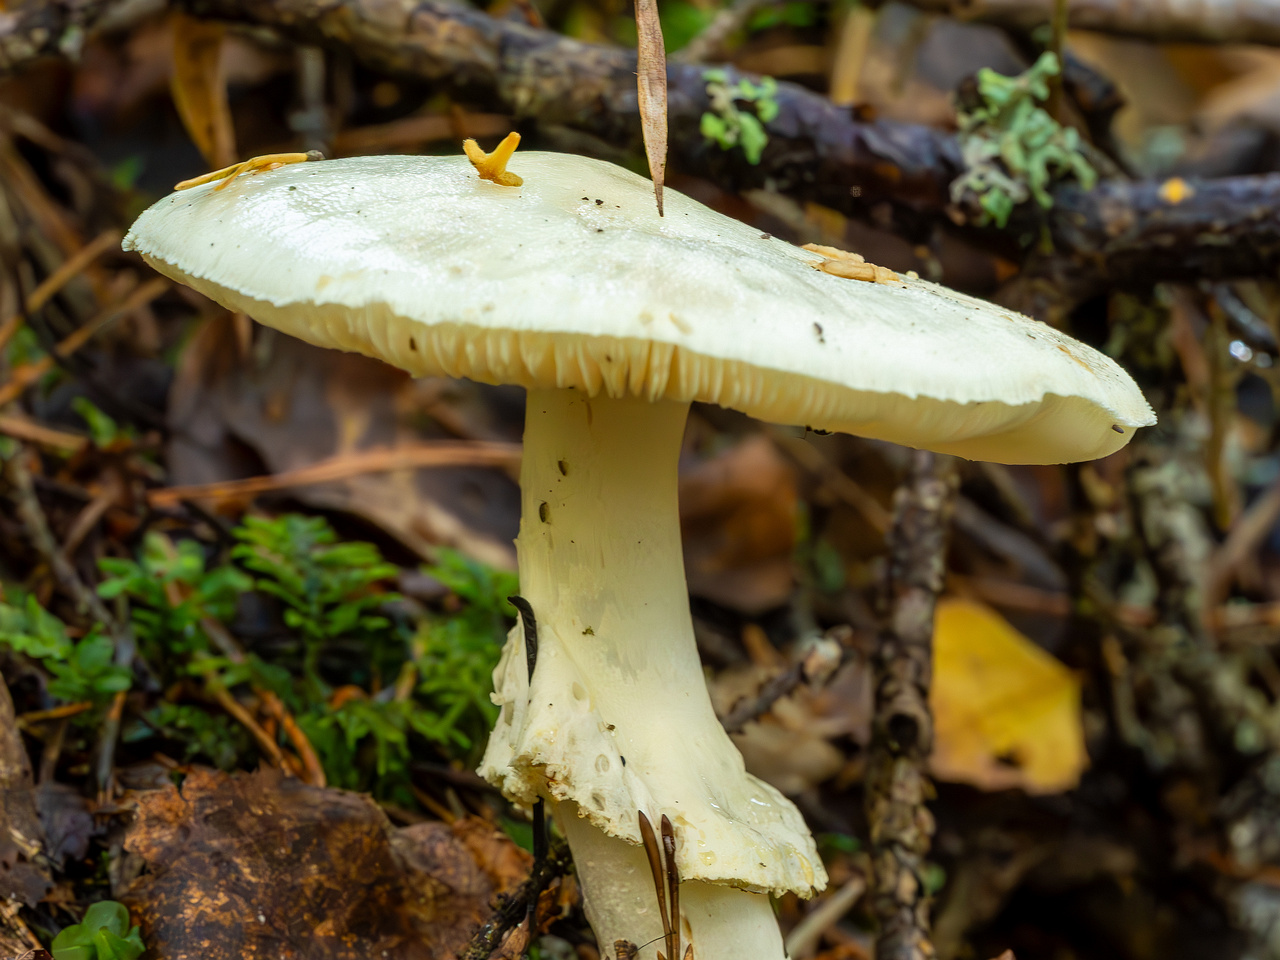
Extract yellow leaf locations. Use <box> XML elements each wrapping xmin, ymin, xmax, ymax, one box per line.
<box><xmin>930</xmin><ymin>598</ymin><xmax>1087</xmax><ymax>794</ymax></box>
<box><xmin>170</xmin><ymin>14</ymin><xmax>237</xmax><ymax>170</ymax></box>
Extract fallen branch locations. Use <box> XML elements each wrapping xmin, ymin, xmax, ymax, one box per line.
<box><xmin>866</xmin><ymin>450</ymin><xmax>957</xmax><ymax>960</ymax></box>
<box><xmin>897</xmin><ymin>0</ymin><xmax>1280</xmax><ymax>47</ymax></box>
<box><xmin>179</xmin><ymin>0</ymin><xmax>1280</xmax><ymax>295</ymax></box>
<box><xmin>1046</xmin><ymin>175</ymin><xmax>1280</xmax><ymax>293</ymax></box>
<box><xmin>7</xmin><ymin>0</ymin><xmax>1278</xmax><ymax>293</ymax></box>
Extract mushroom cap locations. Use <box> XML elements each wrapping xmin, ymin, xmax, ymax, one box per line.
<box><xmin>124</xmin><ymin>152</ymin><xmax>1154</xmax><ymax>463</ymax></box>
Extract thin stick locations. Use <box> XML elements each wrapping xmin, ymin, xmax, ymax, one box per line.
<box><xmin>508</xmin><ymin>595</ymin><xmax>540</xmax><ymax>684</ymax></box>
<box><xmin>17</xmin><ymin>701</ymin><xmax>93</xmax><ymax>727</ymax></box>
<box><xmin>661</xmin><ymin>815</ymin><xmax>681</xmax><ymax>960</ymax></box>
<box><xmin>0</xmin><ymin>415</ymin><xmax>86</xmax><ymax>453</ymax></box>
<box><xmin>147</xmin><ymin>440</ymin><xmax>520</xmax><ymax>507</ymax></box>
<box><xmin>676</xmin><ymin>0</ymin><xmax>777</xmax><ymax>63</ymax></box>
<box><xmin>507</xmin><ymin>594</ymin><xmax>549</xmax><ymax>938</ymax></box>
<box><xmin>205</xmin><ymin>678</ymin><xmax>287</xmax><ymax>768</ymax></box>
<box><xmin>639</xmin><ymin>811</ymin><xmax>673</xmax><ymax>955</ymax></box>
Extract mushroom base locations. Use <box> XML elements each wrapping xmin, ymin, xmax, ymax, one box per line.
<box><xmin>555</xmin><ymin>800</ymin><xmax>787</xmax><ymax>960</ymax></box>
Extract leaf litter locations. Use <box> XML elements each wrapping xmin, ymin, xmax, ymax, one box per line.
<box><xmin>120</xmin><ymin>767</ymin><xmax>528</xmax><ymax>960</ymax></box>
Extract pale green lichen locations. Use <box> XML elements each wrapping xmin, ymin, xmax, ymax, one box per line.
<box><xmin>951</xmin><ymin>52</ymin><xmax>1097</xmax><ymax>229</ymax></box>
<box><xmin>700</xmin><ymin>70</ymin><xmax>779</xmax><ymax>165</ymax></box>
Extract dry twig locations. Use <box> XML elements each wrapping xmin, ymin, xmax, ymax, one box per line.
<box><xmin>147</xmin><ymin>440</ymin><xmax>521</xmax><ymax>507</ymax></box>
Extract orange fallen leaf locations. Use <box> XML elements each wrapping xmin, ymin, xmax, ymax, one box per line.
<box><xmin>930</xmin><ymin>599</ymin><xmax>1087</xmax><ymax>794</ymax></box>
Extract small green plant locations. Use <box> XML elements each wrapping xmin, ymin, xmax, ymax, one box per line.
<box><xmin>414</xmin><ymin>549</ymin><xmax>518</xmax><ymax>750</ymax></box>
<box><xmin>300</xmin><ymin>548</ymin><xmax>517</xmax><ymax>795</ymax></box>
<box><xmin>747</xmin><ymin>0</ymin><xmax>819</xmax><ymax>32</ymax></box>
<box><xmin>231</xmin><ymin>515</ymin><xmax>400</xmax><ymax>692</ymax></box>
<box><xmin>0</xmin><ymin>595</ymin><xmax>131</xmax><ymax>707</ymax></box>
<box><xmin>71</xmin><ymin>398</ymin><xmax>136</xmax><ymax>448</ymax></box>
<box><xmin>950</xmin><ymin>52</ymin><xmax>1096</xmax><ymax>229</ymax></box>
<box><xmin>50</xmin><ymin>901</ymin><xmax>144</xmax><ymax>960</ymax></box>
<box><xmin>136</xmin><ymin>702</ymin><xmax>250</xmax><ymax>770</ymax></box>
<box><xmin>99</xmin><ymin>533</ymin><xmax>250</xmax><ymax>664</ymax></box>
<box><xmin>700</xmin><ymin>69</ymin><xmax>779</xmax><ymax>165</ymax></box>
<box><xmin>10</xmin><ymin>512</ymin><xmax>515</xmax><ymax>801</ymax></box>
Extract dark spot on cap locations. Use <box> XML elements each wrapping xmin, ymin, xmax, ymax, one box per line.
<box><xmin>595</xmin><ymin>199</ymin><xmax>604</xmax><ymax>205</ymax></box>
<box><xmin>760</xmin><ymin>233</ymin><xmax>771</xmax><ymax>239</ymax></box>
<box><xmin>1111</xmin><ymin>425</ymin><xmax>1125</xmax><ymax>434</ymax></box>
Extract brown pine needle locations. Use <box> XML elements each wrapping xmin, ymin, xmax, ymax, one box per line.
<box><xmin>146</xmin><ymin>440</ymin><xmax>520</xmax><ymax>507</ymax></box>
<box><xmin>635</xmin><ymin>0</ymin><xmax>667</xmax><ymax>216</ymax></box>
<box><xmin>638</xmin><ymin>811</ymin><xmax>673</xmax><ymax>952</ymax></box>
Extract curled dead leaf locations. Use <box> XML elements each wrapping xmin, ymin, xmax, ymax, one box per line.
<box><xmin>170</xmin><ymin>14</ymin><xmax>236</xmax><ymax>170</ymax></box>
<box><xmin>121</xmin><ymin>768</ymin><xmax>523</xmax><ymax>959</ymax></box>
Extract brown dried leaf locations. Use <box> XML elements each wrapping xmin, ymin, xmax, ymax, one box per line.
<box><xmin>121</xmin><ymin>768</ymin><xmax>504</xmax><ymax>959</ymax></box>
<box><xmin>680</xmin><ymin>435</ymin><xmax>797</xmax><ymax>613</ymax></box>
<box><xmin>166</xmin><ymin>324</ymin><xmax>520</xmax><ymax>568</ymax></box>
<box><xmin>170</xmin><ymin>13</ymin><xmax>237</xmax><ymax>169</ymax></box>
<box><xmin>450</xmin><ymin>816</ymin><xmax>533</xmax><ymax>896</ymax></box>
<box><xmin>635</xmin><ymin>0</ymin><xmax>667</xmax><ymax>216</ymax></box>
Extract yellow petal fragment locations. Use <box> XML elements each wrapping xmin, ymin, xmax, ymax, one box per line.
<box><xmin>801</xmin><ymin>242</ymin><xmax>864</xmax><ymax>263</ymax></box>
<box><xmin>175</xmin><ymin>151</ymin><xmax>319</xmax><ymax>191</ymax></box>
<box><xmin>813</xmin><ymin>258</ymin><xmax>900</xmax><ymax>284</ymax></box>
<box><xmin>463</xmin><ymin>132</ymin><xmax>524</xmax><ymax>187</ymax></box>
<box><xmin>802</xmin><ymin>242</ymin><xmax>900</xmax><ymax>284</ymax></box>
<box><xmin>930</xmin><ymin>598</ymin><xmax>1087</xmax><ymax>795</ymax></box>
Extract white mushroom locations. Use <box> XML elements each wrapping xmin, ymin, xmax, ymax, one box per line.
<box><xmin>124</xmin><ymin>149</ymin><xmax>1154</xmax><ymax>960</ymax></box>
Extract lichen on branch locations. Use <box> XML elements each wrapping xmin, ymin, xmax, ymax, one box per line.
<box><xmin>950</xmin><ymin>52</ymin><xmax>1097</xmax><ymax>230</ymax></box>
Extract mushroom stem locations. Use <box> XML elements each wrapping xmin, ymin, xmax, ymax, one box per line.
<box><xmin>481</xmin><ymin>387</ymin><xmax>818</xmax><ymax>957</ymax></box>
<box><xmin>556</xmin><ymin>800</ymin><xmax>787</xmax><ymax>960</ymax></box>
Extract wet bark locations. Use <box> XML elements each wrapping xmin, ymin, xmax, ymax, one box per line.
<box><xmin>897</xmin><ymin>0</ymin><xmax>1280</xmax><ymax>47</ymax></box>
